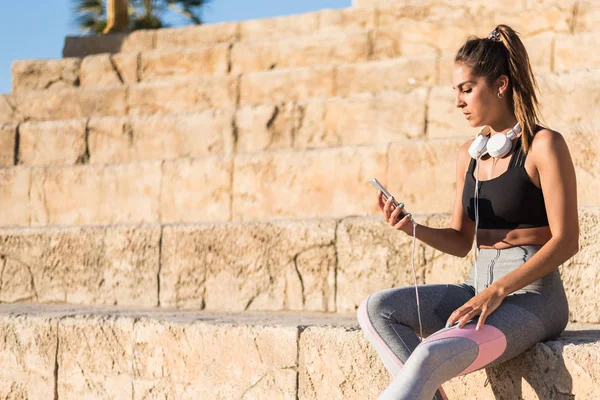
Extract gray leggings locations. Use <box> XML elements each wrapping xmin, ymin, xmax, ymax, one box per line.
<box><xmin>357</xmin><ymin>245</ymin><xmax>569</xmax><ymax>400</ymax></box>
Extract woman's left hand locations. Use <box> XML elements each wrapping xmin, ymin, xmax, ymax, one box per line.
<box><xmin>446</xmin><ymin>285</ymin><xmax>508</xmax><ymax>330</ymax></box>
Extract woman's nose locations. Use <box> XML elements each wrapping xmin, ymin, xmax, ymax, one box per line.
<box><xmin>455</xmin><ymin>93</ymin><xmax>466</xmax><ymax>108</ymax></box>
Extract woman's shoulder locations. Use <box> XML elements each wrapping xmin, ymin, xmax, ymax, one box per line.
<box><xmin>529</xmin><ymin>127</ymin><xmax>568</xmax><ymax>156</ymax></box>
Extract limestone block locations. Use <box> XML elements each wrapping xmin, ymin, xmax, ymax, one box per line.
<box><xmin>525</xmin><ymin>0</ymin><xmax>578</xmax><ymax>12</ymax></box>
<box><xmin>561</xmin><ymin>208</ymin><xmax>600</xmax><ymax>323</ymax></box>
<box><xmin>299</xmin><ymin>326</ymin><xmax>389</xmax><ymax>399</ymax></box>
<box><xmin>335</xmin><ymin>56</ymin><xmax>436</xmax><ymax>97</ymax></box>
<box><xmin>376</xmin><ymin>4</ymin><xmax>474</xmax><ymax>27</ymax></box>
<box><xmin>240</xmin><ymin>66</ymin><xmax>335</xmax><ymax>106</ymax></box>
<box><xmin>11</xmin><ymin>58</ymin><xmax>80</xmax><ymax>92</ymax></box>
<box><xmin>232</xmin><ymin>145</ymin><xmax>387</xmax><ymax>221</ymax></box>
<box><xmin>0</xmin><ymin>167</ymin><xmax>30</xmax><ymax>226</ymax></box>
<box><xmin>0</xmin><ymin>123</ymin><xmax>15</xmax><ymax>167</ymax></box>
<box><xmin>155</xmin><ymin>22</ymin><xmax>239</xmax><ymax>49</ymax></box>
<box><xmin>18</xmin><ymin>119</ymin><xmax>87</xmax><ymax>166</ymax></box>
<box><xmin>575</xmin><ymin>0</ymin><xmax>600</xmax><ymax>33</ymax></box>
<box><xmin>235</xmin><ymin>103</ymin><xmax>294</xmax><ymax>153</ymax></box>
<box><xmin>356</xmin><ymin>0</ymin><xmax>521</xmax><ymax>13</ymax></box>
<box><xmin>57</xmin><ymin>315</ymin><xmax>134</xmax><ymax>398</ymax></box>
<box><xmin>80</xmin><ymin>53</ymin><xmax>138</xmax><ymax>87</ymax></box>
<box><xmin>160</xmin><ymin>219</ymin><xmax>336</xmax><ymax>311</ymax></box>
<box><xmin>239</xmin><ymin>12</ymin><xmax>320</xmax><ymax>42</ymax></box>
<box><xmin>488</xmin><ymin>6</ymin><xmax>573</xmax><ymax>37</ymax></box>
<box><xmin>140</xmin><ymin>44</ymin><xmax>229</xmax><ymax>81</ymax></box>
<box><xmin>318</xmin><ymin>7</ymin><xmax>376</xmax><ymax>31</ymax></box>
<box><xmin>564</xmin><ymin>125</ymin><xmax>600</xmax><ymax>208</ymax></box>
<box><xmin>29</xmin><ymin>162</ymin><xmax>161</xmax><ymax>226</ymax></box>
<box><xmin>132</xmin><ymin>319</ymin><xmax>297</xmax><ymax>398</ymax></box>
<box><xmin>537</xmin><ymin>70</ymin><xmax>600</xmax><ymax>128</ymax></box>
<box><xmin>0</xmin><ymin>315</ymin><xmax>57</xmax><ymax>399</ymax></box>
<box><xmin>88</xmin><ymin>109</ymin><xmax>235</xmax><ymax>164</ymax></box>
<box><xmin>231</xmin><ymin>31</ymin><xmax>369</xmax><ymax>74</ymax></box>
<box><xmin>294</xmin><ymin>90</ymin><xmax>427</xmax><ymax>149</ymax></box>
<box><xmin>0</xmin><ymin>225</ymin><xmax>160</xmax><ymax>305</ymax></box>
<box><xmin>555</xmin><ymin>32</ymin><xmax>600</xmax><ymax>72</ymax></box>
<box><xmin>10</xmin><ymin>86</ymin><xmax>127</xmax><ymax>121</ymax></box>
<box><xmin>63</xmin><ymin>31</ymin><xmax>155</xmax><ymax>58</ymax></box>
<box><xmin>387</xmin><ymin>138</ymin><xmax>463</xmax><ymax>213</ymax></box>
<box><xmin>128</xmin><ymin>76</ymin><xmax>237</xmax><ymax>115</ymax></box>
<box><xmin>335</xmin><ymin>217</ymin><xmax>426</xmax><ymax>312</ymax></box>
<box><xmin>0</xmin><ymin>95</ymin><xmax>17</xmax><ymax>123</ymax></box>
<box><xmin>160</xmin><ymin>155</ymin><xmax>232</xmax><ymax>224</ymax></box>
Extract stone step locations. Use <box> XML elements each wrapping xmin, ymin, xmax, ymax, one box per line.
<box><xmin>60</xmin><ymin>0</ymin><xmax>595</xmax><ymax>58</ymax></box>
<box><xmin>0</xmin><ymin>303</ymin><xmax>598</xmax><ymax>399</ymax></box>
<box><xmin>1</xmin><ymin>76</ymin><xmax>597</xmax><ymax>169</ymax></box>
<box><xmin>0</xmin><ymin>124</ymin><xmax>598</xmax><ymax>227</ymax></box>
<box><xmin>2</xmin><ymin>57</ymin><xmax>598</xmax><ymax>128</ymax></box>
<box><xmin>13</xmin><ymin>10</ymin><xmax>600</xmax><ymax>92</ymax></box>
<box><xmin>0</xmin><ymin>209</ymin><xmax>598</xmax><ymax>321</ymax></box>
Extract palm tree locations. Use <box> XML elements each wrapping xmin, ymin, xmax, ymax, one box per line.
<box><xmin>72</xmin><ymin>0</ymin><xmax>211</xmax><ymax>34</ymax></box>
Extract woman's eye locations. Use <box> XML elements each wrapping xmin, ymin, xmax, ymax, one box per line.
<box><xmin>463</xmin><ymin>89</ymin><xmax>472</xmax><ymax>93</ymax></box>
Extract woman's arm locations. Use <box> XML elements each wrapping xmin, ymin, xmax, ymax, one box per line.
<box><xmin>383</xmin><ymin>139</ymin><xmax>476</xmax><ymax>258</ymax></box>
<box><xmin>490</xmin><ymin>129</ymin><xmax>579</xmax><ymax>296</ymax></box>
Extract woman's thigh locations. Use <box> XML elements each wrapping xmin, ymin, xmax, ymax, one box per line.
<box><xmin>364</xmin><ymin>282</ymin><xmax>476</xmax><ymax>338</ymax></box>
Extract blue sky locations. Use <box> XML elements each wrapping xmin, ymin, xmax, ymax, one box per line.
<box><xmin>0</xmin><ymin>0</ymin><xmax>351</xmax><ymax>94</ymax></box>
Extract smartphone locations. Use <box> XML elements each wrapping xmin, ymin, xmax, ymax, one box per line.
<box><xmin>369</xmin><ymin>178</ymin><xmax>407</xmax><ymax>217</ymax></box>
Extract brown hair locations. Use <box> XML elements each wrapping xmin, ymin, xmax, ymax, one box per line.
<box><xmin>455</xmin><ymin>25</ymin><xmax>541</xmax><ymax>153</ymax></box>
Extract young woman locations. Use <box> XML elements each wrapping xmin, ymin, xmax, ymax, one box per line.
<box><xmin>357</xmin><ymin>25</ymin><xmax>579</xmax><ymax>400</ymax></box>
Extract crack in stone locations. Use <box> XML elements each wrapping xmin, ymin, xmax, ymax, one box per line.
<box><xmin>227</xmin><ymin>43</ymin><xmax>233</xmax><ymax>74</ymax></box>
<box><xmin>76</xmin><ymin>118</ymin><xmax>91</xmax><ymax>165</ymax></box>
<box><xmin>54</xmin><ymin>319</ymin><xmax>60</xmax><ymax>400</ymax></box>
<box><xmin>157</xmin><ymin>226</ymin><xmax>163</xmax><ymax>307</ymax></box>
<box><xmin>43</xmin><ymin>77</ymin><xmax>68</xmax><ymax>90</ymax></box>
<box><xmin>109</xmin><ymin>55</ymin><xmax>125</xmax><ymax>84</ymax></box>
<box><xmin>14</xmin><ymin>122</ymin><xmax>21</xmax><ymax>165</ymax></box>
<box><xmin>333</xmin><ymin>219</ymin><xmax>340</xmax><ymax>312</ymax></box>
<box><xmin>136</xmin><ymin>53</ymin><xmax>143</xmax><ymax>83</ymax></box>
<box><xmin>292</xmin><ymin>103</ymin><xmax>305</xmax><ymax>148</ymax></box>
<box><xmin>262</xmin><ymin>104</ymin><xmax>280</xmax><ymax>150</ymax></box>
<box><xmin>570</xmin><ymin>1</ymin><xmax>580</xmax><ymax>34</ymax></box>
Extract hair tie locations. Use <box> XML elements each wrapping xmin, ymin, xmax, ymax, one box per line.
<box><xmin>488</xmin><ymin>28</ymin><xmax>501</xmax><ymax>42</ymax></box>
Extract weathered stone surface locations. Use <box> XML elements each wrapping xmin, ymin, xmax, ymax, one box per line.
<box><xmin>299</xmin><ymin>326</ymin><xmax>389</xmax><ymax>398</ymax></box>
<box><xmin>387</xmin><ymin>138</ymin><xmax>463</xmax><ymax>213</ymax></box>
<box><xmin>88</xmin><ymin>109</ymin><xmax>235</xmax><ymax>164</ymax></box>
<box><xmin>140</xmin><ymin>44</ymin><xmax>229</xmax><ymax>81</ymax></box>
<box><xmin>335</xmin><ymin>56</ymin><xmax>436</xmax><ymax>97</ymax></box>
<box><xmin>18</xmin><ymin>119</ymin><xmax>87</xmax><ymax>166</ymax></box>
<box><xmin>240</xmin><ymin>66</ymin><xmax>335</xmax><ymax>106</ymax></box>
<box><xmin>294</xmin><ymin>90</ymin><xmax>427</xmax><ymax>149</ymax></box>
<box><xmin>231</xmin><ymin>31</ymin><xmax>369</xmax><ymax>74</ymax></box>
<box><xmin>355</xmin><ymin>0</ymin><xmax>530</xmax><ymax>13</ymax></box>
<box><xmin>239</xmin><ymin>12</ymin><xmax>319</xmax><ymax>42</ymax></box>
<box><xmin>8</xmin><ymin>86</ymin><xmax>127</xmax><ymax>122</ymax></box>
<box><xmin>0</xmin><ymin>123</ymin><xmax>15</xmax><ymax>167</ymax></box>
<box><xmin>58</xmin><ymin>315</ymin><xmax>134</xmax><ymax>398</ymax></box>
<box><xmin>0</xmin><ymin>314</ymin><xmax>57</xmax><ymax>399</ymax></box>
<box><xmin>232</xmin><ymin>145</ymin><xmax>387</xmax><ymax>221</ymax></box>
<box><xmin>29</xmin><ymin>162</ymin><xmax>161</xmax><ymax>226</ymax></box>
<box><xmin>80</xmin><ymin>53</ymin><xmax>138</xmax><ymax>87</ymax></box>
<box><xmin>574</xmin><ymin>0</ymin><xmax>600</xmax><ymax>34</ymax></box>
<box><xmin>160</xmin><ymin>155</ymin><xmax>233</xmax><ymax>224</ymax></box>
<box><xmin>63</xmin><ymin>30</ymin><xmax>155</xmax><ymax>58</ymax></box>
<box><xmin>0</xmin><ymin>95</ymin><xmax>17</xmax><ymax>123</ymax></box>
<box><xmin>0</xmin><ymin>167</ymin><xmax>30</xmax><ymax>226</ymax></box>
<box><xmin>335</xmin><ymin>217</ymin><xmax>428</xmax><ymax>312</ymax></box>
<box><xmin>12</xmin><ymin>58</ymin><xmax>80</xmax><ymax>92</ymax></box>
<box><xmin>128</xmin><ymin>76</ymin><xmax>237</xmax><ymax>115</ymax></box>
<box><xmin>154</xmin><ymin>22</ymin><xmax>239</xmax><ymax>49</ymax></box>
<box><xmin>0</xmin><ymin>225</ymin><xmax>160</xmax><ymax>306</ymax></box>
<box><xmin>235</xmin><ymin>103</ymin><xmax>295</xmax><ymax>153</ymax></box>
<box><xmin>555</xmin><ymin>32</ymin><xmax>600</xmax><ymax>72</ymax></box>
<box><xmin>160</xmin><ymin>219</ymin><xmax>336</xmax><ymax>311</ymax></box>
<box><xmin>561</xmin><ymin>208</ymin><xmax>600</xmax><ymax>323</ymax></box>
<box><xmin>319</xmin><ymin>7</ymin><xmax>376</xmax><ymax>31</ymax></box>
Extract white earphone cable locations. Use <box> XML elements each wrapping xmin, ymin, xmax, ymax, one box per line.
<box><xmin>410</xmin><ymin>219</ymin><xmax>424</xmax><ymax>341</ymax></box>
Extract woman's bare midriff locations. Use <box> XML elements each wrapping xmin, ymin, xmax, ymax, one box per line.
<box><xmin>477</xmin><ymin>226</ymin><xmax>552</xmax><ymax>249</ymax></box>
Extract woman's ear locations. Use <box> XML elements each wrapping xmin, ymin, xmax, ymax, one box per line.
<box><xmin>496</xmin><ymin>75</ymin><xmax>510</xmax><ymax>94</ymax></box>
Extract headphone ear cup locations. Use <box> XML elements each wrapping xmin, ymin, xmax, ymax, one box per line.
<box><xmin>487</xmin><ymin>134</ymin><xmax>513</xmax><ymax>158</ymax></box>
<box><xmin>468</xmin><ymin>135</ymin><xmax>488</xmax><ymax>159</ymax></box>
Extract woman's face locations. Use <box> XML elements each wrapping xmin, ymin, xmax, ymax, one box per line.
<box><xmin>452</xmin><ymin>62</ymin><xmax>498</xmax><ymax>128</ymax></box>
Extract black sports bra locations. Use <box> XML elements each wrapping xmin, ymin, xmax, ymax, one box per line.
<box><xmin>462</xmin><ymin>134</ymin><xmax>549</xmax><ymax>229</ymax></box>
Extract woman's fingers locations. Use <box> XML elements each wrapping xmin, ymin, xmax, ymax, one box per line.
<box><xmin>383</xmin><ymin>196</ymin><xmax>394</xmax><ymax>220</ymax></box>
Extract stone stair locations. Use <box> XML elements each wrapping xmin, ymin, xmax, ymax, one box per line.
<box><xmin>1</xmin><ymin>0</ymin><xmax>599</xmax><ymax>398</ymax></box>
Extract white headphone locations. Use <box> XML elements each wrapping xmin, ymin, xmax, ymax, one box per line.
<box><xmin>468</xmin><ymin>122</ymin><xmax>522</xmax><ymax>159</ymax></box>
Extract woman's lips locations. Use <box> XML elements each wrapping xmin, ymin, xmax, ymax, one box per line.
<box><xmin>464</xmin><ymin>113</ymin><xmax>471</xmax><ymax>119</ymax></box>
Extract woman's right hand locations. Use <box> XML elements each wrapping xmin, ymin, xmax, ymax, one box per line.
<box><xmin>377</xmin><ymin>191</ymin><xmax>415</xmax><ymax>236</ymax></box>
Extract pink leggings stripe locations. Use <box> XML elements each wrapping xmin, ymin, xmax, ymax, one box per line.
<box><xmin>357</xmin><ymin>294</ymin><xmax>449</xmax><ymax>400</ymax></box>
